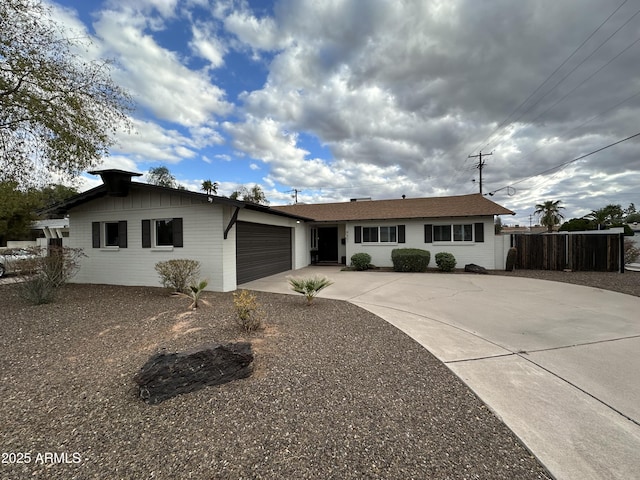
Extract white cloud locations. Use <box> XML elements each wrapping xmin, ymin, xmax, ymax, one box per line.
<box><xmin>189</xmin><ymin>22</ymin><xmax>226</xmax><ymax>68</ymax></box>
<box><xmin>50</xmin><ymin>0</ymin><xmax>640</xmax><ymax>225</ymax></box>
<box><xmin>217</xmin><ymin>0</ymin><xmax>640</xmax><ymax>222</ymax></box>
<box><xmin>222</xmin><ymin>9</ymin><xmax>290</xmax><ymax>51</ymax></box>
<box><xmin>105</xmin><ymin>0</ymin><xmax>180</xmax><ymax>21</ymax></box>
<box><xmin>94</xmin><ymin>8</ymin><xmax>232</xmax><ymax>126</ymax></box>
<box><xmin>113</xmin><ymin>118</ymin><xmax>199</xmax><ymax>163</ymax></box>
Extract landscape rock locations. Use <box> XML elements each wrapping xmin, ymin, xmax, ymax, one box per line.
<box><xmin>134</xmin><ymin>342</ymin><xmax>254</xmax><ymax>404</ymax></box>
<box><xmin>464</xmin><ymin>263</ymin><xmax>488</xmax><ymax>274</ymax></box>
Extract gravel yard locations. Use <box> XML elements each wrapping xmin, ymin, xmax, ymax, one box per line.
<box><xmin>0</xmin><ymin>280</ymin><xmax>554</xmax><ymax>480</ymax></box>
<box><xmin>498</xmin><ymin>268</ymin><xmax>640</xmax><ymax>297</ymax></box>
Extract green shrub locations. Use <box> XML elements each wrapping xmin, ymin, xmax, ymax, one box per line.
<box><xmin>233</xmin><ymin>290</ymin><xmax>263</xmax><ymax>333</ymax></box>
<box><xmin>15</xmin><ymin>246</ymin><xmax>84</xmax><ymax>305</ymax></box>
<box><xmin>435</xmin><ymin>252</ymin><xmax>457</xmax><ymax>272</ymax></box>
<box><xmin>155</xmin><ymin>259</ymin><xmax>201</xmax><ymax>293</ymax></box>
<box><xmin>350</xmin><ymin>252</ymin><xmax>372</xmax><ymax>271</ymax></box>
<box><xmin>288</xmin><ymin>276</ymin><xmax>334</xmax><ymax>305</ymax></box>
<box><xmin>391</xmin><ymin>248</ymin><xmax>430</xmax><ymax>272</ymax></box>
<box><xmin>18</xmin><ymin>275</ymin><xmax>57</xmax><ymax>305</ymax></box>
<box><xmin>506</xmin><ymin>247</ymin><xmax>517</xmax><ymax>271</ymax></box>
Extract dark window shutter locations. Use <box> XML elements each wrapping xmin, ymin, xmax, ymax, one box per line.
<box><xmin>118</xmin><ymin>221</ymin><xmax>128</xmax><ymax>248</ymax></box>
<box><xmin>173</xmin><ymin>218</ymin><xmax>183</xmax><ymax>247</ymax></box>
<box><xmin>354</xmin><ymin>226</ymin><xmax>362</xmax><ymax>244</ymax></box>
<box><xmin>475</xmin><ymin>222</ymin><xmax>484</xmax><ymax>243</ymax></box>
<box><xmin>398</xmin><ymin>225</ymin><xmax>406</xmax><ymax>243</ymax></box>
<box><xmin>92</xmin><ymin>222</ymin><xmax>100</xmax><ymax>248</ymax></box>
<box><xmin>424</xmin><ymin>224</ymin><xmax>433</xmax><ymax>243</ymax></box>
<box><xmin>142</xmin><ymin>220</ymin><xmax>151</xmax><ymax>248</ymax></box>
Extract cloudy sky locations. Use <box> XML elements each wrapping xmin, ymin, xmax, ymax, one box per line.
<box><xmin>50</xmin><ymin>0</ymin><xmax>640</xmax><ymax>225</ymax></box>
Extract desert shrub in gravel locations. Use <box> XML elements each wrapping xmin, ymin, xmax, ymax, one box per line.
<box><xmin>435</xmin><ymin>252</ymin><xmax>457</xmax><ymax>272</ymax></box>
<box><xmin>16</xmin><ymin>247</ymin><xmax>84</xmax><ymax>305</ymax></box>
<box><xmin>40</xmin><ymin>246</ymin><xmax>84</xmax><ymax>287</ymax></box>
<box><xmin>232</xmin><ymin>290</ymin><xmax>263</xmax><ymax>333</ymax></box>
<box><xmin>350</xmin><ymin>252</ymin><xmax>372</xmax><ymax>271</ymax></box>
<box><xmin>624</xmin><ymin>239</ymin><xmax>639</xmax><ymax>264</ymax></box>
<box><xmin>155</xmin><ymin>259</ymin><xmax>200</xmax><ymax>293</ymax></box>
<box><xmin>174</xmin><ymin>279</ymin><xmax>209</xmax><ymax>309</ymax></box>
<box><xmin>288</xmin><ymin>276</ymin><xmax>334</xmax><ymax>305</ymax></box>
<box><xmin>18</xmin><ymin>274</ymin><xmax>57</xmax><ymax>304</ymax></box>
<box><xmin>391</xmin><ymin>248</ymin><xmax>430</xmax><ymax>272</ymax></box>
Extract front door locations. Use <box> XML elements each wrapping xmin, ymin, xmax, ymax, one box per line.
<box><xmin>318</xmin><ymin>227</ymin><xmax>338</xmax><ymax>262</ymax></box>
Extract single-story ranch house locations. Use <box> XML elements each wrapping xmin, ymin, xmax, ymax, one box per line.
<box><xmin>48</xmin><ymin>170</ymin><xmax>515</xmax><ymax>292</ymax></box>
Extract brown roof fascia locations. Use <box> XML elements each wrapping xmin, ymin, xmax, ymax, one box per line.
<box><xmin>272</xmin><ymin>194</ymin><xmax>515</xmax><ymax>222</ymax></box>
<box><xmin>43</xmin><ymin>181</ymin><xmax>310</xmax><ymax>221</ymax></box>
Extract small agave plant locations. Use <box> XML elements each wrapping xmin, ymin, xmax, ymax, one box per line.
<box><xmin>288</xmin><ymin>276</ymin><xmax>334</xmax><ymax>305</ymax></box>
<box><xmin>175</xmin><ymin>279</ymin><xmax>209</xmax><ymax>309</ymax></box>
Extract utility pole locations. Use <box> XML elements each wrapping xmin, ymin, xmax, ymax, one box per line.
<box><xmin>290</xmin><ymin>188</ymin><xmax>301</xmax><ymax>204</ymax></box>
<box><xmin>468</xmin><ymin>151</ymin><xmax>492</xmax><ymax>194</ymax></box>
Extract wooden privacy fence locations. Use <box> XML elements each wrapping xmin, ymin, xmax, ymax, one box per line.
<box><xmin>511</xmin><ymin>232</ymin><xmax>625</xmax><ymax>272</ymax></box>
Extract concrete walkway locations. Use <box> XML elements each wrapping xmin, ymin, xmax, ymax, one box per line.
<box><xmin>242</xmin><ymin>267</ymin><xmax>640</xmax><ymax>480</ymax></box>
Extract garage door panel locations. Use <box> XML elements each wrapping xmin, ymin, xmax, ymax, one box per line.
<box><xmin>236</xmin><ymin>222</ymin><xmax>292</xmax><ymax>284</ymax></box>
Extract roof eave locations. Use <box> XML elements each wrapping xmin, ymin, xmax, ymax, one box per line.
<box><xmin>40</xmin><ymin>182</ymin><xmax>311</xmax><ymax>221</ymax></box>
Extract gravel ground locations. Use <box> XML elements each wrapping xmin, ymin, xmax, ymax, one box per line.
<box><xmin>0</xmin><ymin>281</ymin><xmax>553</xmax><ymax>480</ymax></box>
<box><xmin>496</xmin><ymin>268</ymin><xmax>640</xmax><ymax>297</ymax></box>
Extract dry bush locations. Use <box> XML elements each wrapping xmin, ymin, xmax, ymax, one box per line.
<box><xmin>624</xmin><ymin>239</ymin><xmax>640</xmax><ymax>265</ymax></box>
<box><xmin>232</xmin><ymin>290</ymin><xmax>263</xmax><ymax>332</ymax></box>
<box><xmin>154</xmin><ymin>259</ymin><xmax>201</xmax><ymax>293</ymax></box>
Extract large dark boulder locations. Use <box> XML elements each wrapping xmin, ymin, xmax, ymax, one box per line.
<box><xmin>464</xmin><ymin>263</ymin><xmax>488</xmax><ymax>274</ymax></box>
<box><xmin>134</xmin><ymin>342</ymin><xmax>254</xmax><ymax>404</ymax></box>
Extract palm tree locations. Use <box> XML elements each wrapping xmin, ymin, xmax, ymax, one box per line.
<box><xmin>534</xmin><ymin>200</ymin><xmax>565</xmax><ymax>233</ymax></box>
<box><xmin>585</xmin><ymin>208</ymin><xmax>608</xmax><ymax>230</ymax></box>
<box><xmin>201</xmin><ymin>179</ymin><xmax>218</xmax><ymax>195</ymax></box>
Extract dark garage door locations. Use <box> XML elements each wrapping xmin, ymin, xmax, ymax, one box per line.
<box><xmin>236</xmin><ymin>221</ymin><xmax>292</xmax><ymax>284</ymax></box>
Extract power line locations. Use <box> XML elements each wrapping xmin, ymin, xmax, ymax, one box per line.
<box><xmin>468</xmin><ymin>151</ymin><xmax>492</xmax><ymax>194</ymax></box>
<box><xmin>288</xmin><ymin>188</ymin><xmax>302</xmax><ymax>203</ymax></box>
<box><xmin>473</xmin><ymin>0</ymin><xmax>636</xmax><ymax>155</ymax></box>
<box><xmin>486</xmin><ymin>131</ymin><xmax>640</xmax><ymax>196</ymax></box>
<box><xmin>498</xmin><ymin>88</ymin><xmax>640</xmax><ymax>172</ymax></box>
<box><xmin>524</xmin><ymin>33</ymin><xmax>640</xmax><ymax>128</ymax></box>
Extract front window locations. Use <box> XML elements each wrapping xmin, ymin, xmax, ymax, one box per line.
<box><xmin>453</xmin><ymin>224</ymin><xmax>473</xmax><ymax>242</ymax></box>
<box><xmin>432</xmin><ymin>224</ymin><xmax>474</xmax><ymax>242</ymax></box>
<box><xmin>362</xmin><ymin>226</ymin><xmax>397</xmax><ymax>243</ymax></box>
<box><xmin>363</xmin><ymin>227</ymin><xmax>379</xmax><ymax>243</ymax></box>
<box><xmin>433</xmin><ymin>225</ymin><xmax>452</xmax><ymax>242</ymax></box>
<box><xmin>155</xmin><ymin>219</ymin><xmax>174</xmax><ymax>246</ymax></box>
<box><xmin>380</xmin><ymin>226</ymin><xmax>397</xmax><ymax>242</ymax></box>
<box><xmin>104</xmin><ymin>222</ymin><xmax>120</xmax><ymax>247</ymax></box>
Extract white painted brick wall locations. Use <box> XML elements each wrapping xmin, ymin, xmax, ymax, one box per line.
<box><xmin>343</xmin><ymin>217</ymin><xmax>499</xmax><ymax>269</ymax></box>
<box><xmin>69</xmin><ymin>192</ymin><xmax>307</xmax><ymax>292</ymax></box>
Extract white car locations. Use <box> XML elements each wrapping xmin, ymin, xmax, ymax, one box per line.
<box><xmin>0</xmin><ymin>248</ymin><xmax>40</xmax><ymax>277</ymax></box>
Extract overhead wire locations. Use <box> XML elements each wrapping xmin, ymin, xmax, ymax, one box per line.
<box><xmin>443</xmin><ymin>0</ymin><xmax>634</xmax><ymax>197</ymax></box>
<box><xmin>524</xmin><ymin>33</ymin><xmax>640</xmax><ymax>128</ymax></box>
<box><xmin>496</xmin><ymin>88</ymin><xmax>640</xmax><ymax>173</ymax></box>
<box><xmin>486</xmin><ymin>131</ymin><xmax>640</xmax><ymax>196</ymax></box>
<box><xmin>470</xmin><ymin>0</ymin><xmax>631</xmax><ymax>156</ymax></box>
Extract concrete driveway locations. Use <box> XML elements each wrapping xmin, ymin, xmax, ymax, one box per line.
<box><xmin>242</xmin><ymin>267</ymin><xmax>640</xmax><ymax>480</ymax></box>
